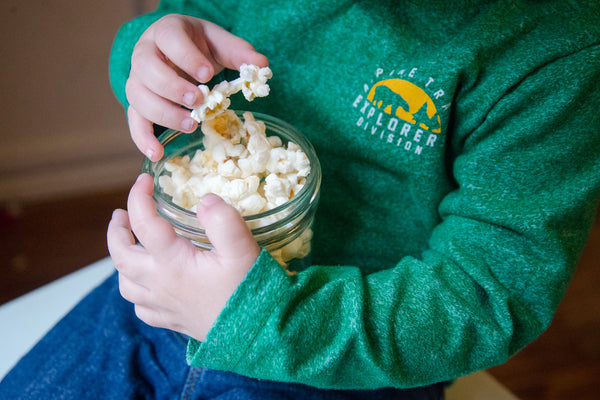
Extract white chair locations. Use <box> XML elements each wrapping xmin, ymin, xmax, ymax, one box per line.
<box><xmin>0</xmin><ymin>258</ymin><xmax>115</xmax><ymax>380</ymax></box>
<box><xmin>0</xmin><ymin>257</ymin><xmax>519</xmax><ymax>399</ymax></box>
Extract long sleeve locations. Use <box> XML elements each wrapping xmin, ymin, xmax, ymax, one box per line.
<box><xmin>187</xmin><ymin>42</ymin><xmax>600</xmax><ymax>389</ymax></box>
<box><xmin>106</xmin><ymin>0</ymin><xmax>600</xmax><ymax>391</ymax></box>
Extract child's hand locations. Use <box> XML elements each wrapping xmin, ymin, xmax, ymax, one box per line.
<box><xmin>126</xmin><ymin>14</ymin><xmax>269</xmax><ymax>161</ymax></box>
<box><xmin>106</xmin><ymin>173</ymin><xmax>261</xmax><ymax>341</ymax></box>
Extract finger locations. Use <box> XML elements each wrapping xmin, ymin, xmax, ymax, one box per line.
<box><xmin>152</xmin><ymin>15</ymin><xmax>216</xmax><ymax>83</ymax></box>
<box><xmin>126</xmin><ymin>76</ymin><xmax>198</xmax><ymax>133</ymax></box>
<box><xmin>107</xmin><ymin>208</ymin><xmax>135</xmax><ymax>249</ymax></box>
<box><xmin>127</xmin><ymin>173</ymin><xmax>182</xmax><ymax>255</ymax></box>
<box><xmin>196</xmin><ymin>194</ymin><xmax>260</xmax><ymax>262</ymax></box>
<box><xmin>134</xmin><ymin>304</ymin><xmax>165</xmax><ymax>329</ymax></box>
<box><xmin>107</xmin><ymin>208</ymin><xmax>151</xmax><ymax>279</ymax></box>
<box><xmin>134</xmin><ymin>304</ymin><xmax>179</xmax><ymax>332</ymax></box>
<box><xmin>127</xmin><ymin>106</ymin><xmax>164</xmax><ymax>161</ymax></box>
<box><xmin>118</xmin><ymin>272</ymin><xmax>152</xmax><ymax>304</ymax></box>
<box><xmin>200</xmin><ymin>20</ymin><xmax>269</xmax><ymax>71</ymax></box>
<box><xmin>131</xmin><ymin>39</ymin><xmax>204</xmax><ymax>109</ymax></box>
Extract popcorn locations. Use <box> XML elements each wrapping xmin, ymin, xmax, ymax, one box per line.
<box><xmin>270</xmin><ymin>228</ymin><xmax>313</xmax><ymax>266</ymax></box>
<box><xmin>190</xmin><ymin>64</ymin><xmax>272</xmax><ymax>123</ymax></box>
<box><xmin>239</xmin><ymin>64</ymin><xmax>272</xmax><ymax>100</ymax></box>
<box><xmin>159</xmin><ymin>110</ymin><xmax>310</xmax><ymax>217</ymax></box>
<box><xmin>264</xmin><ymin>173</ymin><xmax>292</xmax><ymax>207</ymax></box>
<box><xmin>160</xmin><ymin>67</ymin><xmax>314</xmax><ymax>269</ymax></box>
<box><xmin>237</xmin><ymin>193</ymin><xmax>266</xmax><ymax>216</ymax></box>
<box><xmin>217</xmin><ymin>159</ymin><xmax>242</xmax><ymax>178</ymax></box>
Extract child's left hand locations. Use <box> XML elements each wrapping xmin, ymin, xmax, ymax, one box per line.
<box><xmin>106</xmin><ymin>173</ymin><xmax>260</xmax><ymax>341</ymax></box>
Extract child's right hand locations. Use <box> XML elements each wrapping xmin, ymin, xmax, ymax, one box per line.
<box><xmin>125</xmin><ymin>14</ymin><xmax>269</xmax><ymax>161</ymax></box>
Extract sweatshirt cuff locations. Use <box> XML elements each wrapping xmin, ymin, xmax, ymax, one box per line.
<box><xmin>186</xmin><ymin>248</ymin><xmax>293</xmax><ymax>370</ymax></box>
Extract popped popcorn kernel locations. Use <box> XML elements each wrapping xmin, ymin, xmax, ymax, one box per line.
<box><xmin>191</xmin><ymin>64</ymin><xmax>272</xmax><ymax>123</ymax></box>
<box><xmin>201</xmin><ymin>110</ymin><xmax>244</xmax><ymax>151</ymax></box>
<box><xmin>153</xmin><ymin>66</ymin><xmax>318</xmax><ymax>270</ymax></box>
<box><xmin>239</xmin><ymin>64</ymin><xmax>273</xmax><ymax>101</ymax></box>
<box><xmin>160</xmin><ymin>111</ymin><xmax>310</xmax><ymax>217</ymax></box>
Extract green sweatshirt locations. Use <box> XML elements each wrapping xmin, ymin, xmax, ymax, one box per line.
<box><xmin>109</xmin><ymin>0</ymin><xmax>600</xmax><ymax>390</ymax></box>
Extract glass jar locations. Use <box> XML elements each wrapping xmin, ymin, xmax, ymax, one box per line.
<box><xmin>142</xmin><ymin>111</ymin><xmax>321</xmax><ymax>272</ymax></box>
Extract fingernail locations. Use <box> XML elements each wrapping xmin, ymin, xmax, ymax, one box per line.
<box><xmin>145</xmin><ymin>148</ymin><xmax>155</xmax><ymax>160</ymax></box>
<box><xmin>182</xmin><ymin>118</ymin><xmax>195</xmax><ymax>132</ymax></box>
<box><xmin>183</xmin><ymin>92</ymin><xmax>197</xmax><ymax>107</ymax></box>
<box><xmin>199</xmin><ymin>193</ymin><xmax>221</xmax><ymax>208</ymax></box>
<box><xmin>197</xmin><ymin>66</ymin><xmax>211</xmax><ymax>82</ymax></box>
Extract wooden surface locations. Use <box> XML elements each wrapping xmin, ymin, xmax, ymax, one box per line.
<box><xmin>489</xmin><ymin>210</ymin><xmax>600</xmax><ymax>400</ymax></box>
<box><xmin>0</xmin><ymin>189</ymin><xmax>598</xmax><ymax>399</ymax></box>
<box><xmin>1</xmin><ymin>188</ymin><xmax>129</xmax><ymax>304</ymax></box>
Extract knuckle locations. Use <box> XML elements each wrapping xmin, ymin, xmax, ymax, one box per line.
<box><xmin>107</xmin><ymin>241</ymin><xmax>125</xmax><ymax>263</ymax></box>
<box><xmin>130</xmin><ymin>50</ymin><xmax>145</xmax><ymax>74</ymax></box>
<box><xmin>154</xmin><ymin>16</ymin><xmax>186</xmax><ymax>46</ymax></box>
<box><xmin>134</xmin><ymin>305</ymin><xmax>162</xmax><ymax>329</ymax></box>
<box><xmin>211</xmin><ymin>204</ymin><xmax>242</xmax><ymax>226</ymax></box>
<box><xmin>156</xmin><ymin>14</ymin><xmax>182</xmax><ymax>28</ymax></box>
<box><xmin>128</xmin><ymin>217</ymin><xmax>147</xmax><ymax>239</ymax></box>
<box><xmin>117</xmin><ymin>275</ymin><xmax>131</xmax><ymax>300</ymax></box>
<box><xmin>157</xmin><ymin>80</ymin><xmax>181</xmax><ymax>102</ymax></box>
<box><xmin>179</xmin><ymin>51</ymin><xmax>200</xmax><ymax>70</ymax></box>
<box><xmin>154</xmin><ymin>108</ymin><xmax>172</xmax><ymax>128</ymax></box>
<box><xmin>133</xmin><ymin>305</ymin><xmax>150</xmax><ymax>323</ymax></box>
<box><xmin>124</xmin><ymin>78</ymin><xmax>139</xmax><ymax>104</ymax></box>
<box><xmin>112</xmin><ymin>259</ymin><xmax>127</xmax><ymax>273</ymax></box>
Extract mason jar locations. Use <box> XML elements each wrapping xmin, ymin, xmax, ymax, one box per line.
<box><xmin>142</xmin><ymin>111</ymin><xmax>321</xmax><ymax>272</ymax></box>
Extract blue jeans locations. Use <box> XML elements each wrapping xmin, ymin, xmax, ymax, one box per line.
<box><xmin>0</xmin><ymin>272</ymin><xmax>445</xmax><ymax>399</ymax></box>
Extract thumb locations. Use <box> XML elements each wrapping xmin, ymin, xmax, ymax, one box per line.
<box><xmin>197</xmin><ymin>194</ymin><xmax>260</xmax><ymax>262</ymax></box>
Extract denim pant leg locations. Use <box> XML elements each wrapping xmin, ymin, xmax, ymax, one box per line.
<box><xmin>1</xmin><ymin>271</ymin><xmax>446</xmax><ymax>400</ymax></box>
<box><xmin>0</xmin><ymin>271</ymin><xmax>191</xmax><ymax>400</ymax></box>
<box><xmin>185</xmin><ymin>368</ymin><xmax>446</xmax><ymax>400</ymax></box>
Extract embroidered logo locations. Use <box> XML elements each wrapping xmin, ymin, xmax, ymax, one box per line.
<box><xmin>352</xmin><ymin>67</ymin><xmax>449</xmax><ymax>156</ymax></box>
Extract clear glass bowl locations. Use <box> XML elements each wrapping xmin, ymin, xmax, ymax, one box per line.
<box><xmin>142</xmin><ymin>111</ymin><xmax>321</xmax><ymax>271</ymax></box>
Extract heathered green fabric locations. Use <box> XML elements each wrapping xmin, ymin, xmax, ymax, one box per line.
<box><xmin>109</xmin><ymin>0</ymin><xmax>600</xmax><ymax>389</ymax></box>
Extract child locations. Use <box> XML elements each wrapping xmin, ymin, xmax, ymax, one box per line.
<box><xmin>2</xmin><ymin>1</ymin><xmax>599</xmax><ymax>398</ymax></box>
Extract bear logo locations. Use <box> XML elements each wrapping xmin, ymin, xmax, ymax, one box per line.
<box><xmin>368</xmin><ymin>79</ymin><xmax>441</xmax><ymax>133</ymax></box>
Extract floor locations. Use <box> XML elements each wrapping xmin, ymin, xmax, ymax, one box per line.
<box><xmin>1</xmin><ymin>188</ymin><xmax>598</xmax><ymax>399</ymax></box>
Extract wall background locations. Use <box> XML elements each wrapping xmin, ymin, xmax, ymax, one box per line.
<box><xmin>0</xmin><ymin>0</ymin><xmax>159</xmax><ymax>201</ymax></box>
